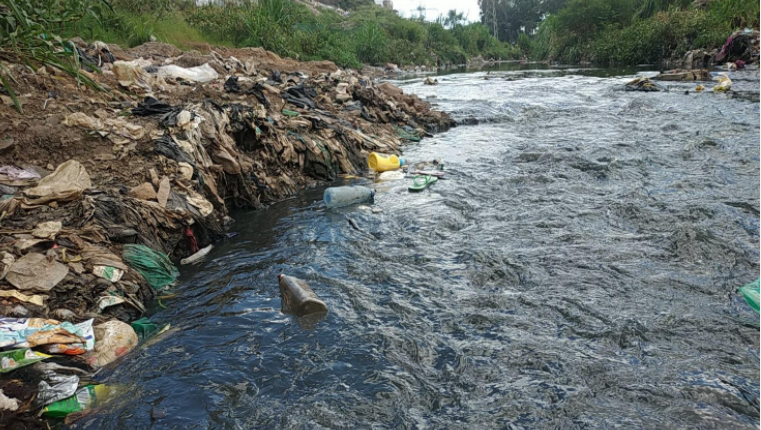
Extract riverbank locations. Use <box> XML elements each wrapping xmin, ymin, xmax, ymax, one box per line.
<box><xmin>0</xmin><ymin>39</ymin><xmax>452</xmax><ymax>426</ymax></box>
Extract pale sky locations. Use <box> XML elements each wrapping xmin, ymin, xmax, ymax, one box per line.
<box><xmin>389</xmin><ymin>0</ymin><xmax>481</xmax><ymax>23</ymax></box>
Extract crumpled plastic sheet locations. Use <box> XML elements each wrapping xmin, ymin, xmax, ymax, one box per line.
<box><xmin>34</xmin><ymin>373</ymin><xmax>79</xmax><ymax>408</ymax></box>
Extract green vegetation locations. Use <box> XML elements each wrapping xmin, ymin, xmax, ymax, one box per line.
<box><xmin>480</xmin><ymin>0</ymin><xmax>759</xmax><ymax>65</ymax></box>
<box><xmin>181</xmin><ymin>0</ymin><xmax>517</xmax><ymax>68</ymax></box>
<box><xmin>3</xmin><ymin>0</ymin><xmax>515</xmax><ymax>72</ymax></box>
<box><xmin>0</xmin><ymin>0</ymin><xmax>109</xmax><ymax>112</ymax></box>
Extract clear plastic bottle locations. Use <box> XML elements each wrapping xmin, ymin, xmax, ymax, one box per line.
<box><xmin>323</xmin><ymin>185</ymin><xmax>374</xmax><ymax>208</ymax></box>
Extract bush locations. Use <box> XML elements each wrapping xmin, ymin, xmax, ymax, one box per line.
<box><xmin>531</xmin><ymin>0</ymin><xmax>759</xmax><ymax>65</ymax></box>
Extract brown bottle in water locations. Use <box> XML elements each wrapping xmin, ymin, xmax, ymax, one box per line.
<box><xmin>278</xmin><ymin>274</ymin><xmax>328</xmax><ymax>317</ymax></box>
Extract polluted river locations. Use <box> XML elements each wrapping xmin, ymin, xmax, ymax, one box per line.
<box><xmin>88</xmin><ymin>66</ymin><xmax>759</xmax><ymax>429</ymax></box>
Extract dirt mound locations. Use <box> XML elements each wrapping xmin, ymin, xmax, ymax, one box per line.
<box><xmin>188</xmin><ymin>44</ymin><xmax>339</xmax><ymax>75</ymax></box>
<box><xmin>128</xmin><ymin>42</ymin><xmax>183</xmax><ymax>60</ymax></box>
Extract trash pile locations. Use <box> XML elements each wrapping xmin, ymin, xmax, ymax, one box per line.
<box><xmin>715</xmin><ymin>28</ymin><xmax>760</xmax><ymax>65</ymax></box>
<box><xmin>0</xmin><ymin>39</ymin><xmax>453</xmax><ymax>426</ymax></box>
<box><xmin>623</xmin><ymin>77</ymin><xmax>666</xmax><ymax>92</ymax></box>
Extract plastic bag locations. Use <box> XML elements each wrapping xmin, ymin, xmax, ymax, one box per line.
<box><xmin>86</xmin><ymin>321</ymin><xmax>138</xmax><ymax>368</ymax></box>
<box><xmin>739</xmin><ymin>279</ymin><xmax>760</xmax><ymax>313</ymax></box>
<box><xmin>38</xmin><ymin>343</ymin><xmax>87</xmax><ymax>355</ymax></box>
<box><xmin>35</xmin><ymin>374</ymin><xmax>79</xmax><ymax>408</ymax></box>
<box><xmin>24</xmin><ymin>160</ymin><xmax>91</xmax><ymax>199</ymax></box>
<box><xmin>157</xmin><ymin>63</ymin><xmax>218</xmax><ymax>83</ymax></box>
<box><xmin>0</xmin><ymin>348</ymin><xmax>49</xmax><ymax>373</ymax></box>
<box><xmin>43</xmin><ymin>384</ymin><xmax>111</xmax><ymax>418</ymax></box>
<box><xmin>0</xmin><ymin>318</ymin><xmax>93</xmax><ymax>349</ymax></box>
<box><xmin>713</xmin><ymin>74</ymin><xmax>732</xmax><ymax>92</ymax></box>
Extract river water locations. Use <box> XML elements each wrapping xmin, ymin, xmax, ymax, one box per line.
<box><xmin>88</xmin><ymin>66</ymin><xmax>759</xmax><ymax>429</ymax></box>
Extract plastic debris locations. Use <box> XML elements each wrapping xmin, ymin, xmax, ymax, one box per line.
<box><xmin>92</xmin><ymin>265</ymin><xmax>125</xmax><ymax>283</ymax></box>
<box><xmin>34</xmin><ymin>374</ymin><xmax>80</xmax><ymax>408</ymax></box>
<box><xmin>180</xmin><ymin>244</ymin><xmax>213</xmax><ymax>265</ymax></box>
<box><xmin>97</xmin><ymin>295</ymin><xmax>126</xmax><ymax>311</ymax></box>
<box><xmin>0</xmin><ymin>290</ymin><xmax>46</xmax><ymax>307</ymax></box>
<box><xmin>624</xmin><ymin>77</ymin><xmax>665</xmax><ymax>92</ymax></box>
<box><xmin>23</xmin><ymin>160</ymin><xmax>92</xmax><ymax>202</ymax></box>
<box><xmin>377</xmin><ymin>171</ymin><xmax>405</xmax><ymax>181</ymax></box>
<box><xmin>739</xmin><ymin>279</ymin><xmax>759</xmax><ymax>313</ymax></box>
<box><xmin>157</xmin><ymin>63</ymin><xmax>219</xmax><ymax>83</ymax></box>
<box><xmin>0</xmin><ymin>318</ymin><xmax>93</xmax><ymax>349</ymax></box>
<box><xmin>123</xmin><ymin>244</ymin><xmax>179</xmax><ymax>289</ymax></box>
<box><xmin>130</xmin><ymin>317</ymin><xmax>159</xmax><ymax>342</ymax></box>
<box><xmin>43</xmin><ymin>384</ymin><xmax>112</xmax><ymax>417</ymax></box>
<box><xmin>6</xmin><ymin>253</ymin><xmax>69</xmax><ymax>293</ymax></box>
<box><xmin>31</xmin><ymin>221</ymin><xmax>62</xmax><ymax>239</ymax></box>
<box><xmin>113</xmin><ymin>60</ymin><xmax>156</xmax><ymax>91</ymax></box>
<box><xmin>368</xmin><ymin>152</ymin><xmax>405</xmax><ymax>172</ymax></box>
<box><xmin>324</xmin><ymin>185</ymin><xmax>375</xmax><ymax>208</ymax></box>
<box><xmin>278</xmin><ymin>274</ymin><xmax>328</xmax><ymax>317</ymax></box>
<box><xmin>0</xmin><ymin>349</ymin><xmax>49</xmax><ymax>373</ymax></box>
<box><xmin>0</xmin><ymin>166</ymin><xmax>40</xmax><ymax>185</ymax></box>
<box><xmin>713</xmin><ymin>73</ymin><xmax>732</xmax><ymax>92</ymax></box>
<box><xmin>86</xmin><ymin>320</ymin><xmax>138</xmax><ymax>368</ymax></box>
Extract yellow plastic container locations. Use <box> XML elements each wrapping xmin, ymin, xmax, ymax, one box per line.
<box><xmin>368</xmin><ymin>152</ymin><xmax>405</xmax><ymax>172</ymax></box>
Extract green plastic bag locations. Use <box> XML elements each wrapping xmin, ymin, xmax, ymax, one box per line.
<box><xmin>739</xmin><ymin>279</ymin><xmax>760</xmax><ymax>313</ymax></box>
<box><xmin>123</xmin><ymin>244</ymin><xmax>179</xmax><ymax>289</ymax></box>
<box><xmin>0</xmin><ymin>348</ymin><xmax>49</xmax><ymax>373</ymax></box>
<box><xmin>131</xmin><ymin>317</ymin><xmax>159</xmax><ymax>342</ymax></box>
<box><xmin>43</xmin><ymin>384</ymin><xmax>111</xmax><ymax>418</ymax></box>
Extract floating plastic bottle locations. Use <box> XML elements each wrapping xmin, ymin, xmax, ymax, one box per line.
<box><xmin>368</xmin><ymin>152</ymin><xmax>405</xmax><ymax>172</ymax></box>
<box><xmin>278</xmin><ymin>275</ymin><xmax>328</xmax><ymax>317</ymax></box>
<box><xmin>323</xmin><ymin>185</ymin><xmax>374</xmax><ymax>208</ymax></box>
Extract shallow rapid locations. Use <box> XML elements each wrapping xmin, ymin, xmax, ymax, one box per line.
<box><xmin>90</xmin><ymin>65</ymin><xmax>760</xmax><ymax>429</ymax></box>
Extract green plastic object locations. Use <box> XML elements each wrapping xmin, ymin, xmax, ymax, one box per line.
<box><xmin>131</xmin><ymin>317</ymin><xmax>159</xmax><ymax>342</ymax></box>
<box><xmin>43</xmin><ymin>385</ymin><xmax>110</xmax><ymax>418</ymax></box>
<box><xmin>739</xmin><ymin>279</ymin><xmax>760</xmax><ymax>313</ymax></box>
<box><xmin>408</xmin><ymin>175</ymin><xmax>437</xmax><ymax>192</ymax></box>
<box><xmin>393</xmin><ymin>125</ymin><xmax>421</xmax><ymax>142</ymax></box>
<box><xmin>0</xmin><ymin>348</ymin><xmax>49</xmax><ymax>373</ymax></box>
<box><xmin>123</xmin><ymin>244</ymin><xmax>179</xmax><ymax>289</ymax></box>
<box><xmin>282</xmin><ymin>109</ymin><xmax>300</xmax><ymax>117</ymax></box>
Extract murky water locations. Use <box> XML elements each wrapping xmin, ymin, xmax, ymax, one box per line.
<box><xmin>88</xmin><ymin>68</ymin><xmax>759</xmax><ymax>429</ymax></box>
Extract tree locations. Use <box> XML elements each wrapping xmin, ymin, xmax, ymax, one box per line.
<box><xmin>443</xmin><ymin>9</ymin><xmax>466</xmax><ymax>29</ymax></box>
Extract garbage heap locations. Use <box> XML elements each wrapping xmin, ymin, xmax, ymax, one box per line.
<box><xmin>0</xmin><ymin>40</ymin><xmax>453</xmax><ymax>425</ymax></box>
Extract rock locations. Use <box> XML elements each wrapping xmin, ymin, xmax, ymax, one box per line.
<box><xmin>129</xmin><ymin>182</ymin><xmax>157</xmax><ymax>201</ymax></box>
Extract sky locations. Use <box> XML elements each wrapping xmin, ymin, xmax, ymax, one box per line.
<box><xmin>387</xmin><ymin>0</ymin><xmax>482</xmax><ymax>23</ymax></box>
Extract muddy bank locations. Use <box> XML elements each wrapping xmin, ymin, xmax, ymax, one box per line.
<box><xmin>0</xmin><ymin>40</ymin><xmax>452</xmax><ymax>425</ymax></box>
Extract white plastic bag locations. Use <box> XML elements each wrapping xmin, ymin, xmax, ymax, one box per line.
<box><xmin>157</xmin><ymin>63</ymin><xmax>218</xmax><ymax>83</ymax></box>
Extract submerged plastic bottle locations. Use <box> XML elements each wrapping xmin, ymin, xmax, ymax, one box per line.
<box><xmin>368</xmin><ymin>152</ymin><xmax>405</xmax><ymax>172</ymax></box>
<box><xmin>324</xmin><ymin>185</ymin><xmax>374</xmax><ymax>208</ymax></box>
